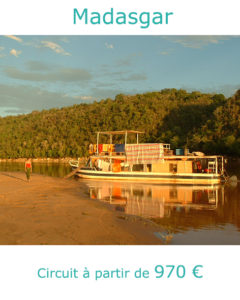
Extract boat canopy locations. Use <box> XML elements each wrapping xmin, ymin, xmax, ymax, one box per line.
<box><xmin>96</xmin><ymin>130</ymin><xmax>144</xmax><ymax>145</ymax></box>
<box><xmin>96</xmin><ymin>130</ymin><xmax>144</xmax><ymax>135</ymax></box>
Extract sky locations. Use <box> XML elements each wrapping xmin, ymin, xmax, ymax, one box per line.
<box><xmin>0</xmin><ymin>35</ymin><xmax>240</xmax><ymax>116</ymax></box>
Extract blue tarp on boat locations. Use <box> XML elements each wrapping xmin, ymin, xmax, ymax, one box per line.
<box><xmin>115</xmin><ymin>144</ymin><xmax>125</xmax><ymax>153</ymax></box>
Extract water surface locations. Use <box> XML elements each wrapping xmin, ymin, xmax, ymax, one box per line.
<box><xmin>84</xmin><ymin>180</ymin><xmax>240</xmax><ymax>245</ymax></box>
<box><xmin>0</xmin><ymin>162</ymin><xmax>71</xmax><ymax>178</ymax></box>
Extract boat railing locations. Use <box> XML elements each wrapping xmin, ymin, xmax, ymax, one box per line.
<box><xmin>89</xmin><ymin>143</ymin><xmax>171</xmax><ymax>157</ymax></box>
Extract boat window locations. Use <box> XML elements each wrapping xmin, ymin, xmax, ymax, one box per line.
<box><xmin>133</xmin><ymin>189</ymin><xmax>144</xmax><ymax>196</ymax></box>
<box><xmin>147</xmin><ymin>164</ymin><xmax>152</xmax><ymax>172</ymax></box>
<box><xmin>132</xmin><ymin>164</ymin><xmax>144</xmax><ymax>171</ymax></box>
<box><xmin>169</xmin><ymin>189</ymin><xmax>178</xmax><ymax>199</ymax></box>
<box><xmin>169</xmin><ymin>163</ymin><xmax>177</xmax><ymax>173</ymax></box>
<box><xmin>147</xmin><ymin>189</ymin><xmax>152</xmax><ymax>197</ymax></box>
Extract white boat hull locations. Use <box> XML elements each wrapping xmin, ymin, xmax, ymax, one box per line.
<box><xmin>75</xmin><ymin>168</ymin><xmax>222</xmax><ymax>185</ymax></box>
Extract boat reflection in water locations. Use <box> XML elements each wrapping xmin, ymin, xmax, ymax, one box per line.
<box><xmin>85</xmin><ymin>180</ymin><xmax>240</xmax><ymax>244</ymax></box>
<box><xmin>87</xmin><ymin>181</ymin><xmax>223</xmax><ymax>219</ymax></box>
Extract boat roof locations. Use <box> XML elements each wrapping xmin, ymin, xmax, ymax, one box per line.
<box><xmin>164</xmin><ymin>155</ymin><xmax>223</xmax><ymax>159</ymax></box>
<box><xmin>91</xmin><ymin>154</ymin><xmax>223</xmax><ymax>159</ymax></box>
<box><xmin>96</xmin><ymin>130</ymin><xmax>144</xmax><ymax>135</ymax></box>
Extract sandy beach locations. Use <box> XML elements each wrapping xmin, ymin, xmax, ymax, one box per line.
<box><xmin>0</xmin><ymin>172</ymin><xmax>162</xmax><ymax>245</ymax></box>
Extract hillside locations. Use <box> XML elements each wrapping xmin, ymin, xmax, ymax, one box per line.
<box><xmin>0</xmin><ymin>88</ymin><xmax>239</xmax><ymax>158</ymax></box>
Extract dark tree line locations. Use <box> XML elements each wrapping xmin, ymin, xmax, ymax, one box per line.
<box><xmin>0</xmin><ymin>88</ymin><xmax>239</xmax><ymax>158</ymax></box>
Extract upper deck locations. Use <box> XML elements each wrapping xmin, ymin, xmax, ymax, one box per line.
<box><xmin>86</xmin><ymin>130</ymin><xmax>225</xmax><ymax>175</ymax></box>
<box><xmin>90</xmin><ymin>130</ymin><xmax>222</xmax><ymax>159</ymax></box>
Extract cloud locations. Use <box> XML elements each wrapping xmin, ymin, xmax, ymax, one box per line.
<box><xmin>10</xmin><ymin>49</ymin><xmax>22</xmax><ymax>57</ymax></box>
<box><xmin>0</xmin><ymin>46</ymin><xmax>5</xmax><ymax>58</ymax></box>
<box><xmin>221</xmin><ymin>84</ymin><xmax>240</xmax><ymax>97</ymax></box>
<box><xmin>164</xmin><ymin>36</ymin><xmax>230</xmax><ymax>49</ymax></box>
<box><xmin>94</xmin><ymin>81</ymin><xmax>119</xmax><ymax>88</ymax></box>
<box><xmin>3</xmin><ymin>37</ymin><xmax>71</xmax><ymax>56</ymax></box>
<box><xmin>0</xmin><ymin>83</ymin><xmax>143</xmax><ymax>116</ymax></box>
<box><xmin>102</xmin><ymin>72</ymin><xmax>147</xmax><ymax>81</ymax></box>
<box><xmin>105</xmin><ymin>42</ymin><xmax>114</xmax><ymax>49</ymax></box>
<box><xmin>0</xmin><ymin>107</ymin><xmax>27</xmax><ymax>116</ymax></box>
<box><xmin>159</xmin><ymin>51</ymin><xmax>170</xmax><ymax>55</ymax></box>
<box><xmin>0</xmin><ymin>84</ymin><xmax>93</xmax><ymax>115</ymax></box>
<box><xmin>106</xmin><ymin>71</ymin><xmax>125</xmax><ymax>76</ymax></box>
<box><xmin>4</xmin><ymin>66</ymin><xmax>92</xmax><ymax>82</ymax></box>
<box><xmin>100</xmin><ymin>68</ymin><xmax>147</xmax><ymax>82</ymax></box>
<box><xmin>5</xmin><ymin>35</ymin><xmax>23</xmax><ymax>43</ymax></box>
<box><xmin>59</xmin><ymin>37</ymin><xmax>70</xmax><ymax>43</ymax></box>
<box><xmin>204</xmin><ymin>84</ymin><xmax>240</xmax><ymax>97</ymax></box>
<box><xmin>25</xmin><ymin>61</ymin><xmax>52</xmax><ymax>71</ymax></box>
<box><xmin>72</xmin><ymin>95</ymin><xmax>96</xmax><ymax>101</ymax></box>
<box><xmin>40</xmin><ymin>41</ymin><xmax>71</xmax><ymax>56</ymax></box>
<box><xmin>122</xmin><ymin>74</ymin><xmax>147</xmax><ymax>81</ymax></box>
<box><xmin>116</xmin><ymin>53</ymin><xmax>142</xmax><ymax>67</ymax></box>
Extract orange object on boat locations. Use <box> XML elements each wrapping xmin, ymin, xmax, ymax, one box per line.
<box><xmin>112</xmin><ymin>163</ymin><xmax>121</xmax><ymax>172</ymax></box>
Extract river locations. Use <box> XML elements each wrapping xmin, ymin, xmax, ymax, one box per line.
<box><xmin>84</xmin><ymin>179</ymin><xmax>240</xmax><ymax>244</ymax></box>
<box><xmin>0</xmin><ymin>162</ymin><xmax>72</xmax><ymax>178</ymax></box>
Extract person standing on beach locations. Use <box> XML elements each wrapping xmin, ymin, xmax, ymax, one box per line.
<box><xmin>25</xmin><ymin>158</ymin><xmax>32</xmax><ymax>182</ymax></box>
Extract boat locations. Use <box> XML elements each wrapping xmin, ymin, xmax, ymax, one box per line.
<box><xmin>69</xmin><ymin>130</ymin><xmax>227</xmax><ymax>184</ymax></box>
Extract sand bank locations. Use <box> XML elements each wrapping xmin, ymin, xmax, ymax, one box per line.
<box><xmin>0</xmin><ymin>172</ymin><xmax>162</xmax><ymax>245</ymax></box>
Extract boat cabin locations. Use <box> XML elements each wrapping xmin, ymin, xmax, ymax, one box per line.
<box><xmin>85</xmin><ymin>130</ymin><xmax>225</xmax><ymax>176</ymax></box>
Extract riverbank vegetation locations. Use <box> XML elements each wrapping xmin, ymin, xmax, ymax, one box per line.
<box><xmin>0</xmin><ymin>88</ymin><xmax>240</xmax><ymax>158</ymax></box>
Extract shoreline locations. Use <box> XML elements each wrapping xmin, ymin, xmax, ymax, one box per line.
<box><xmin>0</xmin><ymin>157</ymin><xmax>86</xmax><ymax>164</ymax></box>
<box><xmin>0</xmin><ymin>171</ymin><xmax>162</xmax><ymax>245</ymax></box>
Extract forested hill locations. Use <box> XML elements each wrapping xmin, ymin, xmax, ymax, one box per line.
<box><xmin>0</xmin><ymin>88</ymin><xmax>240</xmax><ymax>158</ymax></box>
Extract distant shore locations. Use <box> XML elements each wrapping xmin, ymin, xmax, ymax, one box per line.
<box><xmin>0</xmin><ymin>157</ymin><xmax>86</xmax><ymax>164</ymax></box>
<box><xmin>0</xmin><ymin>172</ymin><xmax>162</xmax><ymax>245</ymax></box>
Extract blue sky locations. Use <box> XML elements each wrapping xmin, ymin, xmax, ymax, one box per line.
<box><xmin>0</xmin><ymin>35</ymin><xmax>239</xmax><ymax>116</ymax></box>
